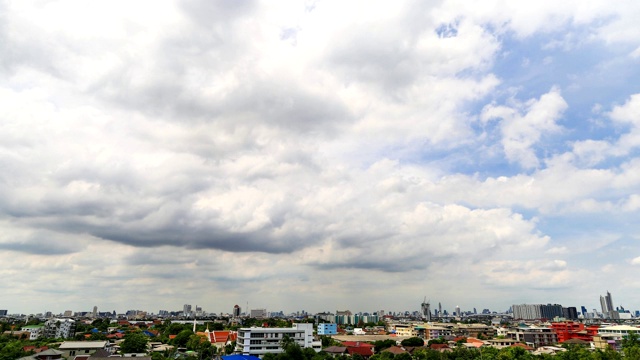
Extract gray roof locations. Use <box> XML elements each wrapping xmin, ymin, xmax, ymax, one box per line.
<box><xmin>59</xmin><ymin>341</ymin><xmax>107</xmax><ymax>349</ymax></box>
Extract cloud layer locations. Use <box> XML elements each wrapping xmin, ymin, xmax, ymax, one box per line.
<box><xmin>2</xmin><ymin>0</ymin><xmax>640</xmax><ymax>315</ymax></box>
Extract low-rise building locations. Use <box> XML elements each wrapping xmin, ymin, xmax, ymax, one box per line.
<box><xmin>236</xmin><ymin>324</ymin><xmax>320</xmax><ymax>356</ymax></box>
<box><xmin>508</xmin><ymin>325</ymin><xmax>558</xmax><ymax>348</ymax></box>
<box><xmin>58</xmin><ymin>341</ymin><xmax>108</xmax><ymax>358</ymax></box>
<box><xmin>21</xmin><ymin>325</ymin><xmax>44</xmax><ymax>340</ymax></box>
<box><xmin>424</xmin><ymin>324</ymin><xmax>453</xmax><ymax>340</ymax></box>
<box><xmin>593</xmin><ymin>325</ymin><xmax>640</xmax><ymax>351</ymax></box>
<box><xmin>318</xmin><ymin>324</ymin><xmax>338</xmax><ymax>336</ymax></box>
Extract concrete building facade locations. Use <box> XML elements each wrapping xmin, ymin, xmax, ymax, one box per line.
<box><xmin>236</xmin><ymin>324</ymin><xmax>321</xmax><ymax>356</ymax></box>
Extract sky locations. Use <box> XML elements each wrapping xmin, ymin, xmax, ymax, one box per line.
<box><xmin>2</xmin><ymin>0</ymin><xmax>640</xmax><ymax>316</ymax></box>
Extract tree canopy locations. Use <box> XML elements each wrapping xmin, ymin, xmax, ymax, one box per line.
<box><xmin>120</xmin><ymin>332</ymin><xmax>149</xmax><ymax>354</ymax></box>
<box><xmin>400</xmin><ymin>337</ymin><xmax>424</xmax><ymax>347</ymax></box>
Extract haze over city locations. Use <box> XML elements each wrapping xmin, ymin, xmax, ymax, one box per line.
<box><xmin>2</xmin><ymin>0</ymin><xmax>640</xmax><ymax>315</ymax></box>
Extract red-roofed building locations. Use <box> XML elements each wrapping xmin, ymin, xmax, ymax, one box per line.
<box><xmin>202</xmin><ymin>330</ymin><xmax>238</xmax><ymax>349</ymax></box>
<box><xmin>429</xmin><ymin>344</ymin><xmax>450</xmax><ymax>352</ymax></box>
<box><xmin>551</xmin><ymin>322</ymin><xmax>598</xmax><ymax>343</ymax></box>
<box><xmin>341</xmin><ymin>342</ymin><xmax>374</xmax><ymax>348</ymax></box>
<box><xmin>346</xmin><ymin>346</ymin><xmax>374</xmax><ymax>358</ymax></box>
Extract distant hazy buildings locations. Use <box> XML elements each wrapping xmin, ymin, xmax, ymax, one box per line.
<box><xmin>251</xmin><ymin>309</ymin><xmax>268</xmax><ymax>319</ymax></box>
<box><xmin>512</xmin><ymin>304</ymin><xmax>564</xmax><ymax>320</ymax></box>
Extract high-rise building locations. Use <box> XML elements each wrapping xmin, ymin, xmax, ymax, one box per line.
<box><xmin>92</xmin><ymin>306</ymin><xmax>97</xmax><ymax>318</ymax></box>
<box><xmin>233</xmin><ymin>305</ymin><xmax>241</xmax><ymax>317</ymax></box>
<box><xmin>183</xmin><ymin>304</ymin><xmax>192</xmax><ymax>317</ymax></box>
<box><xmin>0</xmin><ymin>310</ymin><xmax>7</xmax><ymax>316</ymax></box>
<box><xmin>563</xmin><ymin>307</ymin><xmax>578</xmax><ymax>320</ymax></box>
<box><xmin>421</xmin><ymin>297</ymin><xmax>431</xmax><ymax>321</ymax></box>
<box><xmin>512</xmin><ymin>304</ymin><xmax>564</xmax><ymax>320</ymax></box>
<box><xmin>600</xmin><ymin>291</ymin><xmax>619</xmax><ymax>319</ymax></box>
<box><xmin>455</xmin><ymin>306</ymin><xmax>461</xmax><ymax>316</ymax></box>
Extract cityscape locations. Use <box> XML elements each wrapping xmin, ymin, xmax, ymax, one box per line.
<box><xmin>2</xmin><ymin>290</ymin><xmax>640</xmax><ymax>359</ymax></box>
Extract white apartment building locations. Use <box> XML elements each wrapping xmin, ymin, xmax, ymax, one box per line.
<box><xmin>236</xmin><ymin>324</ymin><xmax>321</xmax><ymax>357</ymax></box>
<box><xmin>21</xmin><ymin>325</ymin><xmax>44</xmax><ymax>340</ymax></box>
<box><xmin>44</xmin><ymin>318</ymin><xmax>76</xmax><ymax>339</ymax></box>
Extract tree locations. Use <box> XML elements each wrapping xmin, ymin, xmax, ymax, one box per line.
<box><xmin>225</xmin><ymin>340</ymin><xmax>236</xmax><ymax>354</ymax></box>
<box><xmin>198</xmin><ymin>341</ymin><xmax>215</xmax><ymax>359</ymax></box>
<box><xmin>263</xmin><ymin>353</ymin><xmax>278</xmax><ymax>360</ymax></box>
<box><xmin>400</xmin><ymin>337</ymin><xmax>424</xmax><ymax>347</ymax></box>
<box><xmin>211</xmin><ymin>322</ymin><xmax>224</xmax><ymax>331</ymax></box>
<box><xmin>120</xmin><ymin>332</ymin><xmax>149</xmax><ymax>354</ymax></box>
<box><xmin>303</xmin><ymin>347</ymin><xmax>317</xmax><ymax>360</ymax></box>
<box><xmin>621</xmin><ymin>331</ymin><xmax>640</xmax><ymax>358</ymax></box>
<box><xmin>89</xmin><ymin>332</ymin><xmax>107</xmax><ymax>341</ymax></box>
<box><xmin>172</xmin><ymin>330</ymin><xmax>194</xmax><ymax>348</ymax></box>
<box><xmin>374</xmin><ymin>339</ymin><xmax>396</xmax><ymax>353</ymax></box>
<box><xmin>186</xmin><ymin>334</ymin><xmax>204</xmax><ymax>350</ymax></box>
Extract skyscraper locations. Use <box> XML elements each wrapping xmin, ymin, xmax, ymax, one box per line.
<box><xmin>421</xmin><ymin>297</ymin><xmax>431</xmax><ymax>321</ymax></box>
<box><xmin>600</xmin><ymin>291</ymin><xmax>618</xmax><ymax>319</ymax></box>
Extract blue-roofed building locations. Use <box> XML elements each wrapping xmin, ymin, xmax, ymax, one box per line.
<box><xmin>222</xmin><ymin>355</ymin><xmax>261</xmax><ymax>360</ymax></box>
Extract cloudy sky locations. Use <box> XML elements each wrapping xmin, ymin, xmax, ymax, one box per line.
<box><xmin>2</xmin><ymin>0</ymin><xmax>640</xmax><ymax>316</ymax></box>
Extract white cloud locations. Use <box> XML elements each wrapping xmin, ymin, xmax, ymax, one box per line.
<box><xmin>481</xmin><ymin>88</ymin><xmax>568</xmax><ymax>169</ymax></box>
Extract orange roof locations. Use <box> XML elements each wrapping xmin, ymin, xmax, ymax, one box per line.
<box><xmin>510</xmin><ymin>343</ymin><xmax>534</xmax><ymax>351</ymax></box>
<box><xmin>205</xmin><ymin>330</ymin><xmax>237</xmax><ymax>343</ymax></box>
<box><xmin>383</xmin><ymin>346</ymin><xmax>407</xmax><ymax>354</ymax></box>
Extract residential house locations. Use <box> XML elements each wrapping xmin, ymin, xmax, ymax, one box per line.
<box><xmin>58</xmin><ymin>341</ymin><xmax>108</xmax><ymax>358</ymax></box>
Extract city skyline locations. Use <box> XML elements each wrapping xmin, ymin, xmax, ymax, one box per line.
<box><xmin>2</xmin><ymin>1</ymin><xmax>640</xmax><ymax>314</ymax></box>
<box><xmin>2</xmin><ymin>291</ymin><xmax>635</xmax><ymax>318</ymax></box>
